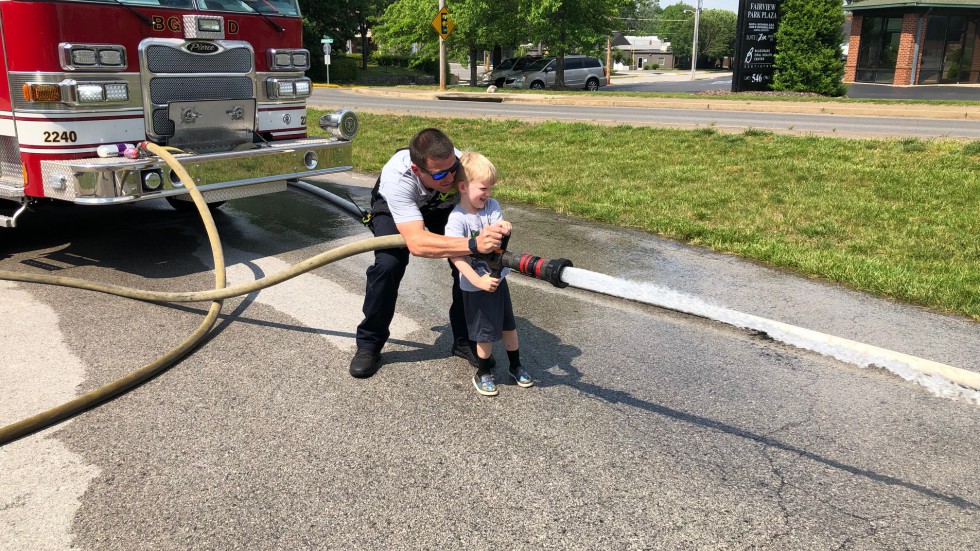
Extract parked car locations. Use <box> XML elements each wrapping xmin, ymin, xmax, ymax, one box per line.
<box><xmin>480</xmin><ymin>55</ymin><xmax>542</xmax><ymax>87</ymax></box>
<box><xmin>504</xmin><ymin>55</ymin><xmax>607</xmax><ymax>91</ymax></box>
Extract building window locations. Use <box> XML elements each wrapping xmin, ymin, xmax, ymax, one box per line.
<box><xmin>918</xmin><ymin>15</ymin><xmax>979</xmax><ymax>84</ymax></box>
<box><xmin>855</xmin><ymin>16</ymin><xmax>903</xmax><ymax>83</ymax></box>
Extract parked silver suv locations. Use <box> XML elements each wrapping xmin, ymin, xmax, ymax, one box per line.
<box><xmin>480</xmin><ymin>56</ymin><xmax>542</xmax><ymax>87</ymax></box>
<box><xmin>504</xmin><ymin>55</ymin><xmax>607</xmax><ymax>91</ymax></box>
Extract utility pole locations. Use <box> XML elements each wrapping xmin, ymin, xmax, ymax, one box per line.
<box><xmin>439</xmin><ymin>0</ymin><xmax>447</xmax><ymax>91</ymax></box>
<box><xmin>606</xmin><ymin>36</ymin><xmax>612</xmax><ymax>84</ymax></box>
<box><xmin>690</xmin><ymin>0</ymin><xmax>702</xmax><ymax>80</ymax></box>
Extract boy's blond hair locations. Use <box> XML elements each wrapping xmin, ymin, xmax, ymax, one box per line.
<box><xmin>457</xmin><ymin>151</ymin><xmax>497</xmax><ymax>186</ymax></box>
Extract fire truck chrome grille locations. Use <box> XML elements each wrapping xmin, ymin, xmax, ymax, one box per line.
<box><xmin>148</xmin><ymin>77</ymin><xmax>253</xmax><ymax>105</ymax></box>
<box><xmin>146</xmin><ymin>45</ymin><xmax>252</xmax><ymax>74</ymax></box>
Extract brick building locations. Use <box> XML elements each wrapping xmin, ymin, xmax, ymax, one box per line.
<box><xmin>844</xmin><ymin>0</ymin><xmax>980</xmax><ymax>85</ymax></box>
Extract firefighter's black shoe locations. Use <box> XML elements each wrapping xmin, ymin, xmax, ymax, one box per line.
<box><xmin>451</xmin><ymin>339</ymin><xmax>494</xmax><ymax>369</ymax></box>
<box><xmin>349</xmin><ymin>348</ymin><xmax>381</xmax><ymax>378</ymax></box>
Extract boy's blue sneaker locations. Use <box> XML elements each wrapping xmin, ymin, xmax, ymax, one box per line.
<box><xmin>473</xmin><ymin>373</ymin><xmax>498</xmax><ymax>396</ymax></box>
<box><xmin>509</xmin><ymin>366</ymin><xmax>533</xmax><ymax>388</ymax></box>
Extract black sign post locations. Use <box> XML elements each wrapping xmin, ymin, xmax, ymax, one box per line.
<box><xmin>732</xmin><ymin>0</ymin><xmax>782</xmax><ymax>92</ymax></box>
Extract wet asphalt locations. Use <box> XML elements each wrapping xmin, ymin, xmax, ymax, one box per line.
<box><xmin>3</xmin><ymin>174</ymin><xmax>977</xmax><ymax>549</ymax></box>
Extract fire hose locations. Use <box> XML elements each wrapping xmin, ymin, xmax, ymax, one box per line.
<box><xmin>0</xmin><ymin>148</ymin><xmax>572</xmax><ymax>446</ymax></box>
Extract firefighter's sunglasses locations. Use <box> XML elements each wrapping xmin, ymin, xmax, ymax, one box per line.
<box><xmin>418</xmin><ymin>157</ymin><xmax>460</xmax><ymax>181</ymax></box>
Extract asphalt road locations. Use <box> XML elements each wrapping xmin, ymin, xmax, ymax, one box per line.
<box><xmin>310</xmin><ymin>88</ymin><xmax>980</xmax><ymax>139</ymax></box>
<box><xmin>2</xmin><ymin>178</ymin><xmax>979</xmax><ymax>549</ymax></box>
<box><xmin>607</xmin><ymin>73</ymin><xmax>980</xmax><ymax>101</ymax></box>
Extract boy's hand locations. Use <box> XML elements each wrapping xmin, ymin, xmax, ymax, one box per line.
<box><xmin>497</xmin><ymin>220</ymin><xmax>513</xmax><ymax>234</ymax></box>
<box><xmin>477</xmin><ymin>274</ymin><xmax>500</xmax><ymax>292</ymax></box>
<box><xmin>475</xmin><ymin>225</ymin><xmax>505</xmax><ymax>253</ymax></box>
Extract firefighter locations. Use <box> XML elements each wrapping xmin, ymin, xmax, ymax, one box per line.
<box><xmin>349</xmin><ymin>128</ymin><xmax>508</xmax><ymax>379</ymax></box>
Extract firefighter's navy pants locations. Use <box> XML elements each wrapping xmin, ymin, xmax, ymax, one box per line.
<box><xmin>354</xmin><ymin>210</ymin><xmax>468</xmax><ymax>353</ymax></box>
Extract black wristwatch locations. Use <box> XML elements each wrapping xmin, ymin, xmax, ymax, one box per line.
<box><xmin>467</xmin><ymin>236</ymin><xmax>479</xmax><ymax>255</ymax></box>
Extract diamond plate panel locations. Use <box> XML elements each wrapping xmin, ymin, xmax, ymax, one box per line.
<box><xmin>169</xmin><ymin>180</ymin><xmax>286</xmax><ymax>203</ymax></box>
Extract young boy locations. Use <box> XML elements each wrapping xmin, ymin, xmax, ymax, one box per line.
<box><xmin>445</xmin><ymin>152</ymin><xmax>533</xmax><ymax>396</ymax></box>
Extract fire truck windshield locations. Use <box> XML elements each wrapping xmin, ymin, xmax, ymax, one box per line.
<box><xmin>69</xmin><ymin>0</ymin><xmax>301</xmax><ymax>17</ymax></box>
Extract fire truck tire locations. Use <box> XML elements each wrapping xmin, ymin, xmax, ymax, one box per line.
<box><xmin>166</xmin><ymin>197</ymin><xmax>225</xmax><ymax>212</ymax></box>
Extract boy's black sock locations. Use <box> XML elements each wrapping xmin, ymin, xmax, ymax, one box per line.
<box><xmin>476</xmin><ymin>356</ymin><xmax>494</xmax><ymax>377</ymax></box>
<box><xmin>507</xmin><ymin>349</ymin><xmax>521</xmax><ymax>371</ymax></box>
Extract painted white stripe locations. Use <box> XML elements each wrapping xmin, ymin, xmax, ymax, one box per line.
<box><xmin>14</xmin><ymin>117</ymin><xmax>145</xmax><ymax>147</ymax></box>
<box><xmin>20</xmin><ymin>146</ymin><xmax>98</xmax><ymax>154</ymax></box>
<box><xmin>13</xmin><ymin>108</ymin><xmax>143</xmax><ymax>120</ymax></box>
<box><xmin>0</xmin><ymin>118</ymin><xmax>14</xmax><ymax>136</ymax></box>
<box><xmin>257</xmin><ymin>106</ymin><xmax>306</xmax><ymax>132</ymax></box>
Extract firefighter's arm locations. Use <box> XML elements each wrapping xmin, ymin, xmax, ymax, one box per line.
<box><xmin>396</xmin><ymin>221</ymin><xmax>504</xmax><ymax>259</ymax></box>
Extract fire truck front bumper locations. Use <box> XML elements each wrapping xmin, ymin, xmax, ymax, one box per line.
<box><xmin>39</xmin><ymin>138</ymin><xmax>353</xmax><ymax>204</ymax></box>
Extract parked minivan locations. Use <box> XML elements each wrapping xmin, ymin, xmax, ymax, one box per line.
<box><xmin>504</xmin><ymin>55</ymin><xmax>607</xmax><ymax>91</ymax></box>
<box><xmin>480</xmin><ymin>55</ymin><xmax>542</xmax><ymax>87</ymax></box>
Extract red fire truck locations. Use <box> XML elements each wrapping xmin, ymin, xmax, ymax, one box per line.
<box><xmin>0</xmin><ymin>0</ymin><xmax>357</xmax><ymax>227</ymax></box>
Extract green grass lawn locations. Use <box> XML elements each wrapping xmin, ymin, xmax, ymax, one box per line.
<box><xmin>309</xmin><ymin>110</ymin><xmax>980</xmax><ymax>321</ymax></box>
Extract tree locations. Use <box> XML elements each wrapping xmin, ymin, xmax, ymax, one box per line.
<box><xmin>657</xmin><ymin>3</ymin><xmax>693</xmax><ymax>68</ymax></box>
<box><xmin>299</xmin><ymin>0</ymin><xmax>394</xmax><ymax>79</ymax></box>
<box><xmin>634</xmin><ymin>0</ymin><xmax>663</xmax><ymax>36</ymax></box>
<box><xmin>697</xmin><ymin>9</ymin><xmax>736</xmax><ymax>67</ymax></box>
<box><xmin>773</xmin><ymin>0</ymin><xmax>846</xmax><ymax>96</ymax></box>
<box><xmin>527</xmin><ymin>0</ymin><xmax>624</xmax><ymax>88</ymax></box>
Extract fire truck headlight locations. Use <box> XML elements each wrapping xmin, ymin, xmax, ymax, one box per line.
<box><xmin>104</xmin><ymin>83</ymin><xmax>129</xmax><ymax>102</ymax></box>
<box><xmin>60</xmin><ymin>44</ymin><xmax>127</xmax><ymax>71</ymax></box>
<box><xmin>268</xmin><ymin>49</ymin><xmax>311</xmax><ymax>71</ymax></box>
<box><xmin>99</xmin><ymin>50</ymin><xmax>124</xmax><ymax>66</ymax></box>
<box><xmin>197</xmin><ymin>18</ymin><xmax>223</xmax><ymax>33</ymax></box>
<box><xmin>276</xmin><ymin>80</ymin><xmax>295</xmax><ymax>97</ymax></box>
<box><xmin>292</xmin><ymin>52</ymin><xmax>309</xmax><ymax>69</ymax></box>
<box><xmin>76</xmin><ymin>84</ymin><xmax>106</xmax><ymax>103</ymax></box>
<box><xmin>294</xmin><ymin>79</ymin><xmax>311</xmax><ymax>96</ymax></box>
<box><xmin>71</xmin><ymin>49</ymin><xmax>98</xmax><ymax>66</ymax></box>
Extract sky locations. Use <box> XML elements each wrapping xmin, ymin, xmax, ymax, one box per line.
<box><xmin>660</xmin><ymin>0</ymin><xmax>740</xmax><ymax>13</ymax></box>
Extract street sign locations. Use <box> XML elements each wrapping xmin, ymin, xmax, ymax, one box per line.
<box><xmin>431</xmin><ymin>7</ymin><xmax>455</xmax><ymax>39</ymax></box>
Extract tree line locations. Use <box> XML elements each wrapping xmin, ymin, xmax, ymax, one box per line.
<box><xmin>300</xmin><ymin>0</ymin><xmax>847</xmax><ymax>96</ymax></box>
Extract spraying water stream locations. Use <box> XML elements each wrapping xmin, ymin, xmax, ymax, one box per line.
<box><xmin>296</xmin><ymin>184</ymin><xmax>980</xmax><ymax>405</ymax></box>
<box><xmin>559</xmin><ymin>267</ymin><xmax>980</xmax><ymax>404</ymax></box>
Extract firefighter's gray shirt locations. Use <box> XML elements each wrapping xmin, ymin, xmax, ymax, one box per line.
<box><xmin>377</xmin><ymin>149</ymin><xmax>461</xmax><ymax>224</ymax></box>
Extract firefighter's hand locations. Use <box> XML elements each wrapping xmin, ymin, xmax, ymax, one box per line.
<box><xmin>476</xmin><ymin>274</ymin><xmax>500</xmax><ymax>292</ymax></box>
<box><xmin>475</xmin><ymin>224</ymin><xmax>505</xmax><ymax>254</ymax></box>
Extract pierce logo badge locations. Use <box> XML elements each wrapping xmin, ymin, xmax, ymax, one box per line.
<box><xmin>186</xmin><ymin>42</ymin><xmax>220</xmax><ymax>54</ymax></box>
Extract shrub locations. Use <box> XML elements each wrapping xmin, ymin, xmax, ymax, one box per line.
<box><xmin>328</xmin><ymin>55</ymin><xmax>359</xmax><ymax>84</ymax></box>
<box><xmin>773</xmin><ymin>0</ymin><xmax>847</xmax><ymax>96</ymax></box>
<box><xmin>372</xmin><ymin>53</ymin><xmax>411</xmax><ymax>68</ymax></box>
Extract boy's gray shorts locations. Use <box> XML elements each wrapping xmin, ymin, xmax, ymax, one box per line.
<box><xmin>462</xmin><ymin>279</ymin><xmax>516</xmax><ymax>343</ymax></box>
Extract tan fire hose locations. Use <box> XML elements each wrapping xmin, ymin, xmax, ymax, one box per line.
<box><xmin>0</xmin><ymin>143</ymin><xmax>404</xmax><ymax>446</ymax></box>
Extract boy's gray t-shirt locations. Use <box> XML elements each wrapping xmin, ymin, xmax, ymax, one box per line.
<box><xmin>445</xmin><ymin>199</ymin><xmax>511</xmax><ymax>292</ymax></box>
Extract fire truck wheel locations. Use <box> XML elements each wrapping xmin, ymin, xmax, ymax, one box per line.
<box><xmin>166</xmin><ymin>197</ymin><xmax>225</xmax><ymax>212</ymax></box>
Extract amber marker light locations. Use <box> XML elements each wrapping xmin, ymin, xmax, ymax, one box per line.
<box><xmin>23</xmin><ymin>83</ymin><xmax>62</xmax><ymax>102</ymax></box>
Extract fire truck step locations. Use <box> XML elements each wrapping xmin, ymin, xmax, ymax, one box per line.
<box><xmin>0</xmin><ymin>204</ymin><xmax>27</xmax><ymax>228</ymax></box>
